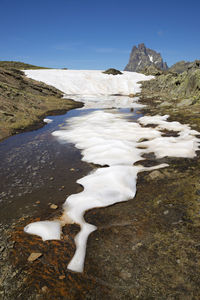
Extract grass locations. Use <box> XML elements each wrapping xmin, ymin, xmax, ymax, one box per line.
<box><xmin>0</xmin><ymin>61</ymin><xmax>50</xmax><ymax>70</ymax></box>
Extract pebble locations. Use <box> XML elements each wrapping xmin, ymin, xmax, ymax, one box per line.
<box><xmin>164</xmin><ymin>210</ymin><xmax>169</xmax><ymax>215</ymax></box>
<box><xmin>120</xmin><ymin>270</ymin><xmax>132</xmax><ymax>280</ymax></box>
<box><xmin>132</xmin><ymin>242</ymin><xmax>143</xmax><ymax>251</ymax></box>
<box><xmin>50</xmin><ymin>204</ymin><xmax>58</xmax><ymax>209</ymax></box>
<box><xmin>28</xmin><ymin>252</ymin><xmax>43</xmax><ymax>262</ymax></box>
<box><xmin>42</xmin><ymin>286</ymin><xmax>48</xmax><ymax>293</ymax></box>
<box><xmin>149</xmin><ymin>170</ymin><xmax>164</xmax><ymax>180</ymax></box>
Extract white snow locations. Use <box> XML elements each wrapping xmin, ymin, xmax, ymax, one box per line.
<box><xmin>24</xmin><ymin>69</ymin><xmax>153</xmax><ymax>96</ymax></box>
<box><xmin>43</xmin><ymin>118</ymin><xmax>53</xmax><ymax>123</ymax></box>
<box><xmin>148</xmin><ymin>55</ymin><xmax>154</xmax><ymax>62</ymax></box>
<box><xmin>67</xmin><ymin>94</ymin><xmax>145</xmax><ymax>109</ymax></box>
<box><xmin>24</xmin><ymin>221</ymin><xmax>61</xmax><ymax>241</ymax></box>
<box><xmin>24</xmin><ymin>69</ymin><xmax>200</xmax><ymax>273</ymax></box>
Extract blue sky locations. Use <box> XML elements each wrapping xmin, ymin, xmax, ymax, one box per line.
<box><xmin>0</xmin><ymin>0</ymin><xmax>200</xmax><ymax>69</ymax></box>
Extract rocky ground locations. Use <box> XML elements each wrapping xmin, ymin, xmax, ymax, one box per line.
<box><xmin>1</xmin><ymin>63</ymin><xmax>200</xmax><ymax>299</ymax></box>
<box><xmin>139</xmin><ymin>60</ymin><xmax>200</xmax><ymax>130</ymax></box>
<box><xmin>0</xmin><ymin>62</ymin><xmax>82</xmax><ymax>141</ymax></box>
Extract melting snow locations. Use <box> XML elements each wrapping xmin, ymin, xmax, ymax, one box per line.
<box><xmin>24</xmin><ymin>70</ymin><xmax>200</xmax><ymax>273</ymax></box>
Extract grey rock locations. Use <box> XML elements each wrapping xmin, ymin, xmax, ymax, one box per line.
<box><xmin>124</xmin><ymin>43</ymin><xmax>168</xmax><ymax>72</ymax></box>
<box><xmin>177</xmin><ymin>98</ymin><xmax>193</xmax><ymax>107</ymax></box>
<box><xmin>169</xmin><ymin>60</ymin><xmax>200</xmax><ymax>74</ymax></box>
<box><xmin>149</xmin><ymin>170</ymin><xmax>164</xmax><ymax>180</ymax></box>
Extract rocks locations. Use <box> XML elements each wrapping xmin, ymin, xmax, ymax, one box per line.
<box><xmin>169</xmin><ymin>60</ymin><xmax>200</xmax><ymax>74</ymax></box>
<box><xmin>27</xmin><ymin>252</ymin><xmax>43</xmax><ymax>262</ymax></box>
<box><xmin>50</xmin><ymin>204</ymin><xmax>58</xmax><ymax>209</ymax></box>
<box><xmin>163</xmin><ymin>210</ymin><xmax>169</xmax><ymax>215</ymax></box>
<box><xmin>124</xmin><ymin>43</ymin><xmax>168</xmax><ymax>72</ymax></box>
<box><xmin>148</xmin><ymin>170</ymin><xmax>164</xmax><ymax>180</ymax></box>
<box><xmin>102</xmin><ymin>68</ymin><xmax>123</xmax><ymax>75</ymax></box>
<box><xmin>120</xmin><ymin>270</ymin><xmax>132</xmax><ymax>280</ymax></box>
<box><xmin>177</xmin><ymin>98</ymin><xmax>193</xmax><ymax>107</ymax></box>
<box><xmin>159</xmin><ymin>101</ymin><xmax>171</xmax><ymax>107</ymax></box>
<box><xmin>141</xmin><ymin>64</ymin><xmax>164</xmax><ymax>76</ymax></box>
<box><xmin>140</xmin><ymin>67</ymin><xmax>200</xmax><ymax>106</ymax></box>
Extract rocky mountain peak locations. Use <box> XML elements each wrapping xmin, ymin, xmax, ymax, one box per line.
<box><xmin>124</xmin><ymin>43</ymin><xmax>168</xmax><ymax>72</ymax></box>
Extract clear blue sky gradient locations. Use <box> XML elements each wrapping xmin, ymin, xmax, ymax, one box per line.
<box><xmin>0</xmin><ymin>0</ymin><xmax>200</xmax><ymax>69</ymax></box>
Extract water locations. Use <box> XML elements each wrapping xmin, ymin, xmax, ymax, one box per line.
<box><xmin>0</xmin><ymin>105</ymin><xmax>142</xmax><ymax>225</ymax></box>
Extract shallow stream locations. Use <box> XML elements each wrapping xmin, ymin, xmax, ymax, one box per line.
<box><xmin>0</xmin><ymin>101</ymin><xmax>143</xmax><ymax>226</ymax></box>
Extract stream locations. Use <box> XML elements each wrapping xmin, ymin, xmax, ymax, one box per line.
<box><xmin>0</xmin><ymin>101</ymin><xmax>143</xmax><ymax>226</ymax></box>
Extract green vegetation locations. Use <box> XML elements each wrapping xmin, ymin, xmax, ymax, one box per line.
<box><xmin>0</xmin><ymin>64</ymin><xmax>82</xmax><ymax>141</ymax></box>
<box><xmin>0</xmin><ymin>61</ymin><xmax>49</xmax><ymax>70</ymax></box>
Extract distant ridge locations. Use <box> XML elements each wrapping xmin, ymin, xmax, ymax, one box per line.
<box><xmin>124</xmin><ymin>43</ymin><xmax>168</xmax><ymax>72</ymax></box>
<box><xmin>0</xmin><ymin>61</ymin><xmax>49</xmax><ymax>70</ymax></box>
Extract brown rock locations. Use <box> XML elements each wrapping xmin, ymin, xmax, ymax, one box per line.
<box><xmin>50</xmin><ymin>204</ymin><xmax>58</xmax><ymax>209</ymax></box>
<box><xmin>28</xmin><ymin>252</ymin><xmax>42</xmax><ymax>262</ymax></box>
<box><xmin>129</xmin><ymin>94</ymin><xmax>135</xmax><ymax>98</ymax></box>
<box><xmin>42</xmin><ymin>286</ymin><xmax>48</xmax><ymax>293</ymax></box>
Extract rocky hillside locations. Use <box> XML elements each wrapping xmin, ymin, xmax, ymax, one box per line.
<box><xmin>139</xmin><ymin>60</ymin><xmax>200</xmax><ymax>115</ymax></box>
<box><xmin>169</xmin><ymin>60</ymin><xmax>200</xmax><ymax>74</ymax></box>
<box><xmin>0</xmin><ymin>63</ymin><xmax>82</xmax><ymax>141</ymax></box>
<box><xmin>124</xmin><ymin>43</ymin><xmax>168</xmax><ymax>72</ymax></box>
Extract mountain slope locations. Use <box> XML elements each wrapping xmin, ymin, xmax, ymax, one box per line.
<box><xmin>0</xmin><ymin>65</ymin><xmax>82</xmax><ymax>141</ymax></box>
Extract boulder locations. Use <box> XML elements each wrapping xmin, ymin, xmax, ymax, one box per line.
<box><xmin>103</xmin><ymin>68</ymin><xmax>123</xmax><ymax>75</ymax></box>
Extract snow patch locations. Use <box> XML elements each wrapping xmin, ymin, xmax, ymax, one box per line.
<box><xmin>148</xmin><ymin>55</ymin><xmax>154</xmax><ymax>62</ymax></box>
<box><xmin>24</xmin><ymin>69</ymin><xmax>153</xmax><ymax>96</ymax></box>
<box><xmin>24</xmin><ymin>221</ymin><xmax>61</xmax><ymax>241</ymax></box>
<box><xmin>43</xmin><ymin>118</ymin><xmax>53</xmax><ymax>123</ymax></box>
